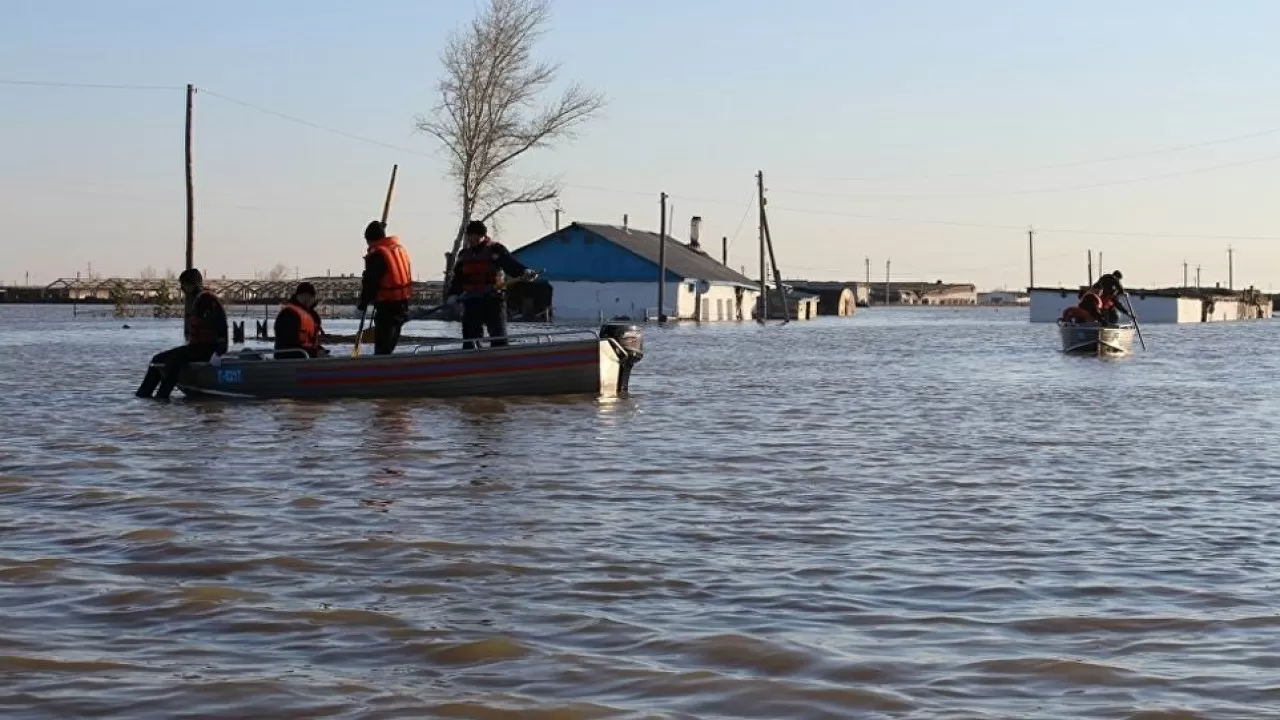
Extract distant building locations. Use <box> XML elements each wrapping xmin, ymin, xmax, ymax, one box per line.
<box><xmin>510</xmin><ymin>221</ymin><xmax>760</xmax><ymax>321</ymax></box>
<box><xmin>785</xmin><ymin>281</ymin><xmax>857</xmax><ymax>316</ymax></box>
<box><xmin>977</xmin><ymin>290</ymin><xmax>1029</xmax><ymax>305</ymax></box>
<box><xmin>870</xmin><ymin>281</ymin><xmax>977</xmax><ymax>305</ymax></box>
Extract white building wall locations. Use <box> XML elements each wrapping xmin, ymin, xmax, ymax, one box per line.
<box><xmin>548</xmin><ymin>281</ymin><xmax>759</xmax><ymax>321</ymax></box>
<box><xmin>1029</xmin><ymin>288</ymin><xmax>1270</xmax><ymax>323</ymax></box>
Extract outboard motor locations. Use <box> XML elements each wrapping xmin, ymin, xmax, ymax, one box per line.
<box><xmin>599</xmin><ymin>322</ymin><xmax>644</xmax><ymax>393</ymax></box>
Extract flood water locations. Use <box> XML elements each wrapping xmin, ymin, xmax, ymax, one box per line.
<box><xmin>1</xmin><ymin>303</ymin><xmax>1278</xmax><ymax>719</ymax></box>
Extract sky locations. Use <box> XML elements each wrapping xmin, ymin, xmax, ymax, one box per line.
<box><xmin>3</xmin><ymin>0</ymin><xmax>1280</xmax><ymax>291</ymax></box>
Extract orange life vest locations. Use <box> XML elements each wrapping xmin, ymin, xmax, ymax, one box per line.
<box><xmin>365</xmin><ymin>236</ymin><xmax>413</xmax><ymax>302</ymax></box>
<box><xmin>281</xmin><ymin>301</ymin><xmax>319</xmax><ymax>354</ymax></box>
<box><xmin>185</xmin><ymin>290</ymin><xmax>223</xmax><ymax>345</ymax></box>
<box><xmin>457</xmin><ymin>238</ymin><xmax>504</xmax><ymax>294</ymax></box>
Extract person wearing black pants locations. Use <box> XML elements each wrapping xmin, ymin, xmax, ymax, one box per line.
<box><xmin>447</xmin><ymin>220</ymin><xmax>534</xmax><ymax>350</ymax></box>
<box><xmin>357</xmin><ymin>220</ymin><xmax>414</xmax><ymax>355</ymax></box>
<box><xmin>135</xmin><ymin>269</ymin><xmax>228</xmax><ymax>399</ymax></box>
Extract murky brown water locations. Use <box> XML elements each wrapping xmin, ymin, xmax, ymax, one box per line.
<box><xmin>2</xmin><ymin>304</ymin><xmax>1279</xmax><ymax>719</ymax></box>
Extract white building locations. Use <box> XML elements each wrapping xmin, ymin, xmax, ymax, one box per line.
<box><xmin>1029</xmin><ymin>287</ymin><xmax>1271</xmax><ymax>323</ymax></box>
<box><xmin>511</xmin><ymin>221</ymin><xmax>761</xmax><ymax>321</ymax></box>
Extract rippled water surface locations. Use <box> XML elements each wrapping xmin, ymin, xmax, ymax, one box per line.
<box><xmin>2</xmin><ymin>304</ymin><xmax>1279</xmax><ymax>719</ymax></box>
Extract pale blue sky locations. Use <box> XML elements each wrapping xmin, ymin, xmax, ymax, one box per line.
<box><xmin>4</xmin><ymin>0</ymin><xmax>1280</xmax><ymax>290</ymax></box>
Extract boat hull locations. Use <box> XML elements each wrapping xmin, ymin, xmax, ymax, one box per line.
<box><xmin>1058</xmin><ymin>322</ymin><xmax>1135</xmax><ymax>356</ymax></box>
<box><xmin>157</xmin><ymin>334</ymin><xmax>633</xmax><ymax>400</ymax></box>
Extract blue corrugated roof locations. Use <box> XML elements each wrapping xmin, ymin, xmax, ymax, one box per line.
<box><xmin>517</xmin><ymin>223</ymin><xmax>756</xmax><ymax>286</ymax></box>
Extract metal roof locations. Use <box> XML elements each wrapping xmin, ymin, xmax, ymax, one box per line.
<box><xmin>568</xmin><ymin>223</ymin><xmax>756</xmax><ymax>286</ymax></box>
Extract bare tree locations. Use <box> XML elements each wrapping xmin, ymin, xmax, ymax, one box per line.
<box><xmin>139</xmin><ymin>266</ymin><xmax>158</xmax><ymax>280</ymax></box>
<box><xmin>414</xmin><ymin>0</ymin><xmax>605</xmax><ymax>283</ymax></box>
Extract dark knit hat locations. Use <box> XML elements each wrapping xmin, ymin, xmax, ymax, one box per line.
<box><xmin>178</xmin><ymin>268</ymin><xmax>202</xmax><ymax>285</ymax></box>
<box><xmin>364</xmin><ymin>220</ymin><xmax>387</xmax><ymax>242</ymax></box>
<box><xmin>295</xmin><ymin>282</ymin><xmax>316</xmax><ymax>296</ymax></box>
<box><xmin>465</xmin><ymin>220</ymin><xmax>487</xmax><ymax>237</ymax></box>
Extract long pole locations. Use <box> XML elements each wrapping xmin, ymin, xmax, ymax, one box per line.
<box><xmin>1027</xmin><ymin>226</ymin><xmax>1035</xmax><ymax>290</ymax></box>
<box><xmin>657</xmin><ymin>192</ymin><xmax>668</xmax><ymax>321</ymax></box>
<box><xmin>185</xmin><ymin>83</ymin><xmax>195</xmax><ymax>271</ymax></box>
<box><xmin>756</xmin><ymin>170</ymin><xmax>767</xmax><ymax>323</ymax></box>
<box><xmin>352</xmin><ymin>164</ymin><xmax>399</xmax><ymax>358</ymax></box>
<box><xmin>1228</xmin><ymin>246</ymin><xmax>1234</xmax><ymax>290</ymax></box>
<box><xmin>760</xmin><ymin>196</ymin><xmax>789</xmax><ymax>322</ymax></box>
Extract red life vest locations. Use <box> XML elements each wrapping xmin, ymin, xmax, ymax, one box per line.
<box><xmin>185</xmin><ymin>290</ymin><xmax>223</xmax><ymax>345</ymax></box>
<box><xmin>365</xmin><ymin>236</ymin><xmax>413</xmax><ymax>302</ymax></box>
<box><xmin>281</xmin><ymin>301</ymin><xmax>319</xmax><ymax>354</ymax></box>
<box><xmin>457</xmin><ymin>238</ymin><xmax>505</xmax><ymax>294</ymax></box>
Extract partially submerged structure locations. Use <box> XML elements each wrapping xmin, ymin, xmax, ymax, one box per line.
<box><xmin>1029</xmin><ymin>286</ymin><xmax>1271</xmax><ymax>323</ymax></box>
<box><xmin>510</xmin><ymin>221</ymin><xmax>760</xmax><ymax>322</ymax></box>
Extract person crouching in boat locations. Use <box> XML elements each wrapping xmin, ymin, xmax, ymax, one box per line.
<box><xmin>274</xmin><ymin>282</ymin><xmax>328</xmax><ymax>358</ymax></box>
<box><xmin>1061</xmin><ymin>270</ymin><xmax>1132</xmax><ymax>325</ymax></box>
<box><xmin>357</xmin><ymin>221</ymin><xmax>414</xmax><ymax>355</ymax></box>
<box><xmin>135</xmin><ymin>268</ymin><xmax>228</xmax><ymax>399</ymax></box>
<box><xmin>445</xmin><ymin>220</ymin><xmax>536</xmax><ymax>350</ymax></box>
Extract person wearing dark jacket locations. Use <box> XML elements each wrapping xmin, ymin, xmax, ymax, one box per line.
<box><xmin>447</xmin><ymin>220</ymin><xmax>535</xmax><ymax>349</ymax></box>
<box><xmin>274</xmin><ymin>282</ymin><xmax>328</xmax><ymax>358</ymax></box>
<box><xmin>1080</xmin><ymin>270</ymin><xmax>1132</xmax><ymax>325</ymax></box>
<box><xmin>357</xmin><ymin>220</ymin><xmax>414</xmax><ymax>355</ymax></box>
<box><xmin>135</xmin><ymin>268</ymin><xmax>228</xmax><ymax>399</ymax></box>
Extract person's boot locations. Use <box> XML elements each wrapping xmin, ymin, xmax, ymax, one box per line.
<box><xmin>135</xmin><ymin>367</ymin><xmax>161</xmax><ymax>398</ymax></box>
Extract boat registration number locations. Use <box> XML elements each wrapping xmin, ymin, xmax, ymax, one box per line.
<box><xmin>217</xmin><ymin>368</ymin><xmax>243</xmax><ymax>384</ymax></box>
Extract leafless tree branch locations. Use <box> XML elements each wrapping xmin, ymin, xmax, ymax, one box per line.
<box><xmin>414</xmin><ymin>0</ymin><xmax>606</xmax><ymax>284</ymax></box>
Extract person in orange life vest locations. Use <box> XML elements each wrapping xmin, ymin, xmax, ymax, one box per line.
<box><xmin>357</xmin><ymin>220</ymin><xmax>414</xmax><ymax>355</ymax></box>
<box><xmin>274</xmin><ymin>282</ymin><xmax>328</xmax><ymax>358</ymax></box>
<box><xmin>446</xmin><ymin>220</ymin><xmax>535</xmax><ymax>349</ymax></box>
<box><xmin>1079</xmin><ymin>270</ymin><xmax>1130</xmax><ymax>325</ymax></box>
<box><xmin>135</xmin><ymin>268</ymin><xmax>228</xmax><ymax>399</ymax></box>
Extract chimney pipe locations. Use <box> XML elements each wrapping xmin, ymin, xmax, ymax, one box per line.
<box><xmin>623</xmin><ymin>214</ymin><xmax>629</xmax><ymax>232</ymax></box>
<box><xmin>689</xmin><ymin>216</ymin><xmax>702</xmax><ymax>250</ymax></box>
<box><xmin>722</xmin><ymin>236</ymin><xmax>728</xmax><ymax>265</ymax></box>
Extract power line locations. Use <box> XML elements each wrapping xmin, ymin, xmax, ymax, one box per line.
<box><xmin>772</xmin><ymin>150</ymin><xmax>1280</xmax><ymax>200</ymax></box>
<box><xmin>776</xmin><ymin>122</ymin><xmax>1280</xmax><ymax>184</ymax></box>
<box><xmin>196</xmin><ymin>87</ymin><xmax>431</xmax><ymax>156</ymax></box>
<box><xmin>0</xmin><ymin>79</ymin><xmax>182</xmax><ymax>91</ymax></box>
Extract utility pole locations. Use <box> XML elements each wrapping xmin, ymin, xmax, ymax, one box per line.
<box><xmin>185</xmin><ymin>83</ymin><xmax>196</xmax><ymax>271</ymax></box>
<box><xmin>1228</xmin><ymin>246</ymin><xmax>1234</xmax><ymax>290</ymax></box>
<box><xmin>1183</xmin><ymin>260</ymin><xmax>1188</xmax><ymax>289</ymax></box>
<box><xmin>554</xmin><ymin>204</ymin><xmax>562</xmax><ymax>231</ymax></box>
<box><xmin>721</xmin><ymin>236</ymin><xmax>728</xmax><ymax>265</ymax></box>
<box><xmin>756</xmin><ymin>170</ymin><xmax>767</xmax><ymax>323</ymax></box>
<box><xmin>1088</xmin><ymin>250</ymin><xmax>1093</xmax><ymax>285</ymax></box>
<box><xmin>885</xmin><ymin>259</ymin><xmax>891</xmax><ymax>305</ymax></box>
<box><xmin>1027</xmin><ymin>226</ymin><xmax>1035</xmax><ymax>290</ymax></box>
<box><xmin>657</xmin><ymin>192</ymin><xmax>668</xmax><ymax>322</ymax></box>
<box><xmin>1196</xmin><ymin>265</ymin><xmax>1201</xmax><ymax>288</ymax></box>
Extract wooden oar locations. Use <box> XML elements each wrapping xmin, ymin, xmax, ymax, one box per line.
<box><xmin>1124</xmin><ymin>291</ymin><xmax>1146</xmax><ymax>350</ymax></box>
<box><xmin>353</xmin><ymin>164</ymin><xmax>399</xmax><ymax>358</ymax></box>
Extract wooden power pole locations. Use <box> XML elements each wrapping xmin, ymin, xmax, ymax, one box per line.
<box><xmin>1027</xmin><ymin>226</ymin><xmax>1035</xmax><ymax>290</ymax></box>
<box><xmin>756</xmin><ymin>171</ymin><xmax>767</xmax><ymax>323</ymax></box>
<box><xmin>185</xmin><ymin>83</ymin><xmax>196</xmax><ymax>271</ymax></box>
<box><xmin>657</xmin><ymin>192</ymin><xmax>668</xmax><ymax>321</ymax></box>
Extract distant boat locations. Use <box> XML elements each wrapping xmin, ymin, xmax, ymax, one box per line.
<box><xmin>1057</xmin><ymin>320</ymin><xmax>1135</xmax><ymax>357</ymax></box>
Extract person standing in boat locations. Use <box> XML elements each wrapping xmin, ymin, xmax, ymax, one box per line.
<box><xmin>446</xmin><ymin>220</ymin><xmax>536</xmax><ymax>349</ymax></box>
<box><xmin>274</xmin><ymin>282</ymin><xmax>328</xmax><ymax>358</ymax></box>
<box><xmin>135</xmin><ymin>268</ymin><xmax>228</xmax><ymax>399</ymax></box>
<box><xmin>357</xmin><ymin>221</ymin><xmax>414</xmax><ymax>355</ymax></box>
<box><xmin>1081</xmin><ymin>271</ymin><xmax>1132</xmax><ymax>325</ymax></box>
